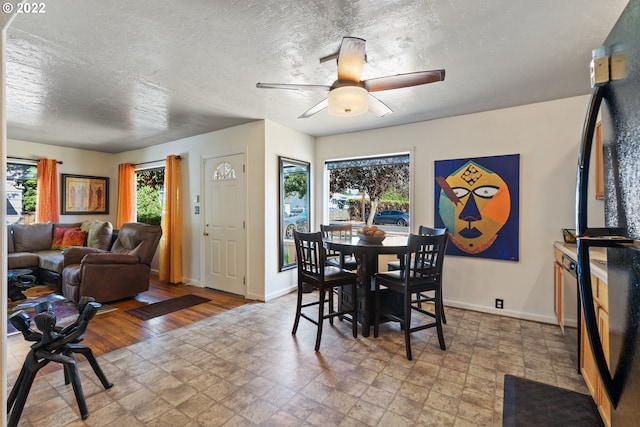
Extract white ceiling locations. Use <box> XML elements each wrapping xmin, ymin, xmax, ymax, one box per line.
<box><xmin>4</xmin><ymin>0</ymin><xmax>629</xmax><ymax>154</ymax></box>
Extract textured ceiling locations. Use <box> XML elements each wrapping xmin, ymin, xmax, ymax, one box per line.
<box><xmin>4</xmin><ymin>0</ymin><xmax>629</xmax><ymax>153</ymax></box>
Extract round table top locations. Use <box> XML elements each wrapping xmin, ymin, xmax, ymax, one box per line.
<box><xmin>324</xmin><ymin>234</ymin><xmax>409</xmax><ymax>255</ymax></box>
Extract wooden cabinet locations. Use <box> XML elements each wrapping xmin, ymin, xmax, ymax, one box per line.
<box><xmin>579</xmin><ymin>273</ymin><xmax>611</xmax><ymax>427</ymax></box>
<box><xmin>553</xmin><ymin>243</ymin><xmax>610</xmax><ymax>427</ymax></box>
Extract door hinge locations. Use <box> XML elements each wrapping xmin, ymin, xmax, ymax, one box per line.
<box><xmin>243</xmin><ymin>164</ymin><xmax>245</xmax><ymax>173</ymax></box>
<box><xmin>243</xmin><ymin>277</ymin><xmax>246</xmax><ymax>285</ymax></box>
<box><xmin>243</xmin><ymin>220</ymin><xmax>245</xmax><ymax>229</ymax></box>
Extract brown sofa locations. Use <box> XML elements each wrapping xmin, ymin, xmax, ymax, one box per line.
<box><xmin>7</xmin><ymin>220</ymin><xmax>115</xmax><ymax>291</ymax></box>
<box><xmin>61</xmin><ymin>222</ymin><xmax>162</xmax><ymax>303</ymax></box>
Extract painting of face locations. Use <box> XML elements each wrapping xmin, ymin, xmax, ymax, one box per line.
<box><xmin>435</xmin><ymin>154</ymin><xmax>519</xmax><ymax>261</ymax></box>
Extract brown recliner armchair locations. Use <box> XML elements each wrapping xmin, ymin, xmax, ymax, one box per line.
<box><xmin>61</xmin><ymin>223</ymin><xmax>162</xmax><ymax>303</ymax></box>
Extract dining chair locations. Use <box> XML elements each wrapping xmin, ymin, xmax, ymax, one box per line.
<box><xmin>292</xmin><ymin>230</ymin><xmax>358</xmax><ymax>351</ymax></box>
<box><xmin>320</xmin><ymin>223</ymin><xmax>358</xmax><ymax>271</ymax></box>
<box><xmin>374</xmin><ymin>232</ymin><xmax>448</xmax><ymax>360</ymax></box>
<box><xmin>387</xmin><ymin>226</ymin><xmax>448</xmax><ymax>323</ymax></box>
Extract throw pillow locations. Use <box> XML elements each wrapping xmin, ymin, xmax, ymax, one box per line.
<box><xmin>51</xmin><ymin>227</ymin><xmax>68</xmax><ymax>250</ymax></box>
<box><xmin>82</xmin><ymin>220</ymin><xmax>113</xmax><ymax>250</ymax></box>
<box><xmin>60</xmin><ymin>228</ymin><xmax>87</xmax><ymax>249</ymax></box>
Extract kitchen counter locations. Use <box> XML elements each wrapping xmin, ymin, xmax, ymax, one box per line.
<box><xmin>553</xmin><ymin>241</ymin><xmax>607</xmax><ymax>282</ymax></box>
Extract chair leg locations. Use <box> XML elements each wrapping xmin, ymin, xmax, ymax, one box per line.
<box><xmin>440</xmin><ymin>291</ymin><xmax>447</xmax><ymax>324</ymax></box>
<box><xmin>315</xmin><ymin>286</ymin><xmax>326</xmax><ymax>351</ymax></box>
<box><xmin>404</xmin><ymin>291</ymin><xmax>413</xmax><ymax>360</ymax></box>
<box><xmin>292</xmin><ymin>284</ymin><xmax>303</xmax><ymax>335</ymax></box>
<box><xmin>328</xmin><ymin>288</ymin><xmax>334</xmax><ymax>326</ymax></box>
<box><xmin>374</xmin><ymin>281</ymin><xmax>380</xmax><ymax>338</ymax></box>
<box><xmin>435</xmin><ymin>288</ymin><xmax>446</xmax><ymax>350</ymax></box>
<box><xmin>351</xmin><ymin>283</ymin><xmax>357</xmax><ymax>338</ymax></box>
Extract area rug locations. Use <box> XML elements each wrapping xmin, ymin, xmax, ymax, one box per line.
<box><xmin>125</xmin><ymin>294</ymin><xmax>211</xmax><ymax>320</ymax></box>
<box><xmin>502</xmin><ymin>374</ymin><xmax>604</xmax><ymax>427</ymax></box>
<box><xmin>7</xmin><ymin>290</ymin><xmax>117</xmax><ymax>336</ymax></box>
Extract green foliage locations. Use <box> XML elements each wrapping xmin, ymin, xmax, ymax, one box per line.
<box><xmin>136</xmin><ymin>185</ymin><xmax>162</xmax><ymax>225</ymax></box>
<box><xmin>22</xmin><ymin>179</ymin><xmax>37</xmax><ymax>212</ymax></box>
<box><xmin>283</xmin><ymin>168</ymin><xmax>307</xmax><ymax>199</ymax></box>
<box><xmin>136</xmin><ymin>169</ymin><xmax>164</xmax><ymax>225</ymax></box>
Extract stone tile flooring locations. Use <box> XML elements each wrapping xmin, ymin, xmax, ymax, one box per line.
<box><xmin>8</xmin><ymin>292</ymin><xmax>585</xmax><ymax>426</ymax></box>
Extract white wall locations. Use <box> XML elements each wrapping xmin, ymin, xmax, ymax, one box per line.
<box><xmin>315</xmin><ymin>95</ymin><xmax>604</xmax><ymax>323</ymax></box>
<box><xmin>263</xmin><ymin>121</ymin><xmax>315</xmax><ymax>300</ymax></box>
<box><xmin>7</xmin><ymin>139</ymin><xmax>117</xmax><ymax>224</ymax></box>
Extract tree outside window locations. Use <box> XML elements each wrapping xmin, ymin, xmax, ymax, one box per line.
<box><xmin>136</xmin><ymin>168</ymin><xmax>164</xmax><ymax>226</ymax></box>
<box><xmin>328</xmin><ymin>154</ymin><xmax>410</xmax><ymax>230</ymax></box>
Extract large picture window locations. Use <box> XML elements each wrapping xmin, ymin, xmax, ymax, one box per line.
<box><xmin>326</xmin><ymin>154</ymin><xmax>410</xmax><ymax>234</ymax></box>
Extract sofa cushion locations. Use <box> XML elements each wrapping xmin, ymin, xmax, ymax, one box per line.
<box><xmin>51</xmin><ymin>227</ymin><xmax>68</xmax><ymax>249</ymax></box>
<box><xmin>37</xmin><ymin>250</ymin><xmax>66</xmax><ymax>273</ymax></box>
<box><xmin>12</xmin><ymin>222</ymin><xmax>53</xmax><ymax>252</ymax></box>
<box><xmin>8</xmin><ymin>252</ymin><xmax>40</xmax><ymax>270</ymax></box>
<box><xmin>81</xmin><ymin>220</ymin><xmax>113</xmax><ymax>250</ymax></box>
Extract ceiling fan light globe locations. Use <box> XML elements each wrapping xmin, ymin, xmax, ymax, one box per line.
<box><xmin>328</xmin><ymin>86</ymin><xmax>368</xmax><ymax>117</ymax></box>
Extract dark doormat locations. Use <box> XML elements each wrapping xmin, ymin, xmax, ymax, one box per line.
<box><xmin>503</xmin><ymin>374</ymin><xmax>604</xmax><ymax>427</ymax></box>
<box><xmin>126</xmin><ymin>294</ymin><xmax>211</xmax><ymax>320</ymax></box>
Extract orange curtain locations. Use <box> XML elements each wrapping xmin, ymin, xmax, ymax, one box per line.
<box><xmin>36</xmin><ymin>159</ymin><xmax>59</xmax><ymax>223</ymax></box>
<box><xmin>116</xmin><ymin>163</ymin><xmax>136</xmax><ymax>228</ymax></box>
<box><xmin>159</xmin><ymin>155</ymin><xmax>182</xmax><ymax>283</ymax></box>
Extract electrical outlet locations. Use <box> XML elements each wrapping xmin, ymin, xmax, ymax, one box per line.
<box><xmin>495</xmin><ymin>298</ymin><xmax>504</xmax><ymax>309</ymax></box>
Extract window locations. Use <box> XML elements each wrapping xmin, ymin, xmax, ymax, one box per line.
<box><xmin>6</xmin><ymin>162</ymin><xmax>37</xmax><ymax>224</ymax></box>
<box><xmin>326</xmin><ymin>154</ymin><xmax>410</xmax><ymax>233</ymax></box>
<box><xmin>136</xmin><ymin>167</ymin><xmax>164</xmax><ymax>226</ymax></box>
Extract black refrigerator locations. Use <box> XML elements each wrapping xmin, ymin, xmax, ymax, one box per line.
<box><xmin>576</xmin><ymin>0</ymin><xmax>640</xmax><ymax>425</ymax></box>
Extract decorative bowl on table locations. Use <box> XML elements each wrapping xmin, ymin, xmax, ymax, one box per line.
<box><xmin>357</xmin><ymin>226</ymin><xmax>386</xmax><ymax>244</ymax></box>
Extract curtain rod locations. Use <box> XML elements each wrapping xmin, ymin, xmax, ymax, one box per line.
<box><xmin>8</xmin><ymin>156</ymin><xmax>63</xmax><ymax>164</ymax></box>
<box><xmin>134</xmin><ymin>155</ymin><xmax>181</xmax><ymax>167</ymax></box>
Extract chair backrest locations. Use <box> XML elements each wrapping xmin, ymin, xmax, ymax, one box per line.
<box><xmin>404</xmin><ymin>233</ymin><xmax>448</xmax><ymax>282</ymax></box>
<box><xmin>293</xmin><ymin>230</ymin><xmax>326</xmax><ymax>277</ymax></box>
<box><xmin>320</xmin><ymin>224</ymin><xmax>352</xmax><ymax>258</ymax></box>
<box><xmin>320</xmin><ymin>223</ymin><xmax>352</xmax><ymax>239</ymax></box>
<box><xmin>111</xmin><ymin>222</ymin><xmax>162</xmax><ymax>265</ymax></box>
<box><xmin>418</xmin><ymin>226</ymin><xmax>446</xmax><ymax>236</ymax></box>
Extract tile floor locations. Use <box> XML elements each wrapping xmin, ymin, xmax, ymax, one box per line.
<box><xmin>8</xmin><ymin>292</ymin><xmax>586</xmax><ymax>426</ymax></box>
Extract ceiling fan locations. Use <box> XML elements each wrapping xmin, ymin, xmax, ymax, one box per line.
<box><xmin>256</xmin><ymin>36</ymin><xmax>445</xmax><ymax>119</ymax></box>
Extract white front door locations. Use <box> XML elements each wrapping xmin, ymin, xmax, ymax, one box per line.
<box><xmin>203</xmin><ymin>153</ymin><xmax>246</xmax><ymax>296</ymax></box>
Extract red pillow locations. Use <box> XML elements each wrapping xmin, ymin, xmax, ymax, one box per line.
<box><xmin>51</xmin><ymin>227</ymin><xmax>67</xmax><ymax>250</ymax></box>
<box><xmin>60</xmin><ymin>228</ymin><xmax>87</xmax><ymax>249</ymax></box>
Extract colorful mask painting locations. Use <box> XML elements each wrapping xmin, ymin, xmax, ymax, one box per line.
<box><xmin>434</xmin><ymin>154</ymin><xmax>520</xmax><ymax>261</ymax></box>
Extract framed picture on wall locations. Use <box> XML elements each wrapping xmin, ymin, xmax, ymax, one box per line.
<box><xmin>61</xmin><ymin>174</ymin><xmax>109</xmax><ymax>214</ymax></box>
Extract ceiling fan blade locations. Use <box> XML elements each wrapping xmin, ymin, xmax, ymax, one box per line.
<box><xmin>256</xmin><ymin>83</ymin><xmax>330</xmax><ymax>91</ymax></box>
<box><xmin>364</xmin><ymin>69</ymin><xmax>445</xmax><ymax>92</ymax></box>
<box><xmin>337</xmin><ymin>37</ymin><xmax>366</xmax><ymax>82</ymax></box>
<box><xmin>298</xmin><ymin>98</ymin><xmax>328</xmax><ymax>118</ymax></box>
<box><xmin>368</xmin><ymin>94</ymin><xmax>393</xmax><ymax>117</ymax></box>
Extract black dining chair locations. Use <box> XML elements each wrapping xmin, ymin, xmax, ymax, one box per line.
<box><xmin>374</xmin><ymin>232</ymin><xmax>448</xmax><ymax>360</ymax></box>
<box><xmin>320</xmin><ymin>223</ymin><xmax>358</xmax><ymax>271</ymax></box>
<box><xmin>292</xmin><ymin>231</ymin><xmax>358</xmax><ymax>351</ymax></box>
<box><xmin>387</xmin><ymin>226</ymin><xmax>448</xmax><ymax>324</ymax></box>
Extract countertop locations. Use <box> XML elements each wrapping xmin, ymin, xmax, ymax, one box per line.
<box><xmin>553</xmin><ymin>241</ymin><xmax>607</xmax><ymax>282</ymax></box>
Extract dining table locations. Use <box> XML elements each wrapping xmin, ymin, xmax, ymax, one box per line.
<box><xmin>323</xmin><ymin>234</ymin><xmax>409</xmax><ymax>337</ymax></box>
